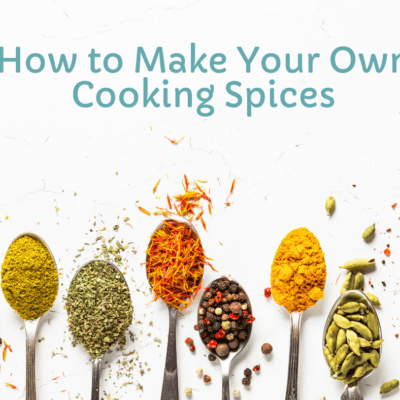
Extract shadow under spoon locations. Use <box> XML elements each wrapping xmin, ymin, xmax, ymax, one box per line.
<box><xmin>7</xmin><ymin>233</ymin><xmax>59</xmax><ymax>400</ymax></box>
<box><xmin>145</xmin><ymin>216</ymin><xmax>203</xmax><ymax>400</ymax></box>
<box><xmin>197</xmin><ymin>277</ymin><xmax>253</xmax><ymax>400</ymax></box>
<box><xmin>322</xmin><ymin>290</ymin><xmax>383</xmax><ymax>400</ymax></box>
<box><xmin>68</xmin><ymin>259</ymin><xmax>132</xmax><ymax>400</ymax></box>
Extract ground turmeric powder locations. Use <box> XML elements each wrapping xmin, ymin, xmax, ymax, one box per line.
<box><xmin>271</xmin><ymin>227</ymin><xmax>326</xmax><ymax>313</ymax></box>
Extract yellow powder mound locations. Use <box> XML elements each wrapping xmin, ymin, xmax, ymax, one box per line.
<box><xmin>271</xmin><ymin>227</ymin><xmax>326</xmax><ymax>313</ymax></box>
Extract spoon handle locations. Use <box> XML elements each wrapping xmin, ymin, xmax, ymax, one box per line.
<box><xmin>221</xmin><ymin>360</ymin><xmax>230</xmax><ymax>400</ymax></box>
<box><xmin>26</xmin><ymin>319</ymin><xmax>40</xmax><ymax>400</ymax></box>
<box><xmin>285</xmin><ymin>312</ymin><xmax>303</xmax><ymax>400</ymax></box>
<box><xmin>91</xmin><ymin>357</ymin><xmax>103</xmax><ymax>400</ymax></box>
<box><xmin>341</xmin><ymin>384</ymin><xmax>363</xmax><ymax>400</ymax></box>
<box><xmin>161</xmin><ymin>306</ymin><xmax>179</xmax><ymax>400</ymax></box>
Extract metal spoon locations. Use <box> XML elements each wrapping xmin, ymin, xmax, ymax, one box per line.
<box><xmin>69</xmin><ymin>259</ymin><xmax>132</xmax><ymax>400</ymax></box>
<box><xmin>197</xmin><ymin>277</ymin><xmax>253</xmax><ymax>400</ymax></box>
<box><xmin>322</xmin><ymin>290</ymin><xmax>383</xmax><ymax>400</ymax></box>
<box><xmin>145</xmin><ymin>216</ymin><xmax>204</xmax><ymax>400</ymax></box>
<box><xmin>4</xmin><ymin>233</ymin><xmax>59</xmax><ymax>400</ymax></box>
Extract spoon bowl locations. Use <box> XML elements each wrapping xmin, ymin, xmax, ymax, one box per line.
<box><xmin>322</xmin><ymin>290</ymin><xmax>383</xmax><ymax>400</ymax></box>
<box><xmin>145</xmin><ymin>216</ymin><xmax>205</xmax><ymax>400</ymax></box>
<box><xmin>5</xmin><ymin>232</ymin><xmax>59</xmax><ymax>400</ymax></box>
<box><xmin>197</xmin><ymin>277</ymin><xmax>253</xmax><ymax>400</ymax></box>
<box><xmin>68</xmin><ymin>259</ymin><xmax>132</xmax><ymax>400</ymax></box>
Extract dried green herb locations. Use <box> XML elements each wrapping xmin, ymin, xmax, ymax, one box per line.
<box><xmin>65</xmin><ymin>260</ymin><xmax>133</xmax><ymax>358</ymax></box>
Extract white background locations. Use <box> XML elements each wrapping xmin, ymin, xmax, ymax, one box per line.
<box><xmin>0</xmin><ymin>1</ymin><xmax>400</xmax><ymax>399</ymax></box>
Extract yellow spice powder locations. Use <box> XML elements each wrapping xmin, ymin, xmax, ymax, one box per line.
<box><xmin>271</xmin><ymin>227</ymin><xmax>326</xmax><ymax>313</ymax></box>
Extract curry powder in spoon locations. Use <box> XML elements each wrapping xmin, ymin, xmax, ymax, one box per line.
<box><xmin>271</xmin><ymin>228</ymin><xmax>326</xmax><ymax>313</ymax></box>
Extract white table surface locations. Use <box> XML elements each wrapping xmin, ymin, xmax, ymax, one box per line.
<box><xmin>0</xmin><ymin>1</ymin><xmax>399</xmax><ymax>399</ymax></box>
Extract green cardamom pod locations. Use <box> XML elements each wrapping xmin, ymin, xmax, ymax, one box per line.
<box><xmin>380</xmin><ymin>379</ymin><xmax>399</xmax><ymax>394</ymax></box>
<box><xmin>325</xmin><ymin>196</ymin><xmax>336</xmax><ymax>215</ymax></box>
<box><xmin>334</xmin><ymin>314</ymin><xmax>352</xmax><ymax>329</ymax></box>
<box><xmin>335</xmin><ymin>344</ymin><xmax>350</xmax><ymax>366</ymax></box>
<box><xmin>366</xmin><ymin>313</ymin><xmax>379</xmax><ymax>340</ymax></box>
<box><xmin>353</xmin><ymin>361</ymin><xmax>368</xmax><ymax>378</ymax></box>
<box><xmin>359</xmin><ymin>337</ymin><xmax>372</xmax><ymax>348</ymax></box>
<box><xmin>339</xmin><ymin>302</ymin><xmax>360</xmax><ymax>314</ymax></box>
<box><xmin>340</xmin><ymin>272</ymin><xmax>355</xmax><ymax>294</ymax></box>
<box><xmin>340</xmin><ymin>352</ymin><xmax>356</xmax><ymax>375</ymax></box>
<box><xmin>371</xmin><ymin>339</ymin><xmax>384</xmax><ymax>349</ymax></box>
<box><xmin>353</xmin><ymin>272</ymin><xmax>364</xmax><ymax>290</ymax></box>
<box><xmin>351</xmin><ymin>321</ymin><xmax>373</xmax><ymax>341</ymax></box>
<box><xmin>346</xmin><ymin>329</ymin><xmax>361</xmax><ymax>356</ymax></box>
<box><xmin>339</xmin><ymin>258</ymin><xmax>375</xmax><ymax>271</ymax></box>
<box><xmin>336</xmin><ymin>329</ymin><xmax>347</xmax><ymax>351</ymax></box>
<box><xmin>369</xmin><ymin>349</ymin><xmax>380</xmax><ymax>368</ymax></box>
<box><xmin>347</xmin><ymin>314</ymin><xmax>365</xmax><ymax>322</ymax></box>
<box><xmin>362</xmin><ymin>223</ymin><xmax>375</xmax><ymax>241</ymax></box>
<box><xmin>364</xmin><ymin>292</ymin><xmax>381</xmax><ymax>306</ymax></box>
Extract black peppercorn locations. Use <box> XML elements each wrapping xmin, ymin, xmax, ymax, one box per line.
<box><xmin>211</xmin><ymin>282</ymin><xmax>218</xmax><ymax>289</ymax></box>
<box><xmin>238</xmin><ymin>292</ymin><xmax>247</xmax><ymax>302</ymax></box>
<box><xmin>208</xmin><ymin>354</ymin><xmax>216</xmax><ymax>361</ymax></box>
<box><xmin>244</xmin><ymin>368</ymin><xmax>252</xmax><ymax>377</ymax></box>
<box><xmin>208</xmin><ymin>307</ymin><xmax>215</xmax><ymax>314</ymax></box>
<box><xmin>198</xmin><ymin>320</ymin><xmax>207</xmax><ymax>329</ymax></box>
<box><xmin>222</xmin><ymin>304</ymin><xmax>231</xmax><ymax>313</ymax></box>
<box><xmin>232</xmin><ymin>294</ymin><xmax>239</xmax><ymax>302</ymax></box>
<box><xmin>212</xmin><ymin>322</ymin><xmax>221</xmax><ymax>331</ymax></box>
<box><xmin>229</xmin><ymin>338</ymin><xmax>239</xmax><ymax>349</ymax></box>
<box><xmin>208</xmin><ymin>325</ymin><xmax>214</xmax><ymax>333</ymax></box>
<box><xmin>242</xmin><ymin>378</ymin><xmax>251</xmax><ymax>386</ymax></box>
<box><xmin>201</xmin><ymin>301</ymin><xmax>209</xmax><ymax>308</ymax></box>
<box><xmin>229</xmin><ymin>285</ymin><xmax>238</xmax><ymax>293</ymax></box>
<box><xmin>194</xmin><ymin>324</ymin><xmax>199</xmax><ymax>331</ymax></box>
<box><xmin>218</xmin><ymin>281</ymin><xmax>228</xmax><ymax>291</ymax></box>
<box><xmin>203</xmin><ymin>337</ymin><xmax>210</xmax><ymax>345</ymax></box>
<box><xmin>231</xmin><ymin>321</ymin><xmax>238</xmax><ymax>330</ymax></box>
<box><xmin>204</xmin><ymin>292</ymin><xmax>212</xmax><ymax>300</ymax></box>
<box><xmin>238</xmin><ymin>331</ymin><xmax>247</xmax><ymax>341</ymax></box>
<box><xmin>210</xmin><ymin>289</ymin><xmax>217</xmax><ymax>297</ymax></box>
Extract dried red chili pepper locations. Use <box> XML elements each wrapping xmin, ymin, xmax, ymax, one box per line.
<box><xmin>245</xmin><ymin>315</ymin><xmax>256</xmax><ymax>324</ymax></box>
<box><xmin>229</xmin><ymin>313</ymin><xmax>240</xmax><ymax>320</ymax></box>
<box><xmin>189</xmin><ymin>345</ymin><xmax>196</xmax><ymax>352</ymax></box>
<box><xmin>253</xmin><ymin>364</ymin><xmax>261</xmax><ymax>372</ymax></box>
<box><xmin>264</xmin><ymin>287</ymin><xmax>271</xmax><ymax>298</ymax></box>
<box><xmin>214</xmin><ymin>291</ymin><xmax>223</xmax><ymax>304</ymax></box>
<box><xmin>209</xmin><ymin>340</ymin><xmax>217</xmax><ymax>349</ymax></box>
<box><xmin>185</xmin><ymin>338</ymin><xmax>193</xmax><ymax>346</ymax></box>
<box><xmin>215</xmin><ymin>329</ymin><xmax>226</xmax><ymax>339</ymax></box>
<box><xmin>204</xmin><ymin>318</ymin><xmax>211</xmax><ymax>325</ymax></box>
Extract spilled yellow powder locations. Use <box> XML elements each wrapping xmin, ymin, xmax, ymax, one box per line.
<box><xmin>271</xmin><ymin>227</ymin><xmax>326</xmax><ymax>313</ymax></box>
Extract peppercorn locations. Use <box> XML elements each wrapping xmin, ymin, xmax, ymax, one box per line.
<box><xmin>242</xmin><ymin>378</ymin><xmax>251</xmax><ymax>386</ymax></box>
<box><xmin>201</xmin><ymin>301</ymin><xmax>208</xmax><ymax>308</ymax></box>
<box><xmin>203</xmin><ymin>336</ymin><xmax>210</xmax><ymax>345</ymax></box>
<box><xmin>196</xmin><ymin>367</ymin><xmax>203</xmax><ymax>375</ymax></box>
<box><xmin>261</xmin><ymin>343</ymin><xmax>273</xmax><ymax>355</ymax></box>
<box><xmin>208</xmin><ymin>326</ymin><xmax>214</xmax><ymax>333</ymax></box>
<box><xmin>229</xmin><ymin>285</ymin><xmax>238</xmax><ymax>293</ymax></box>
<box><xmin>211</xmin><ymin>282</ymin><xmax>218</xmax><ymax>289</ymax></box>
<box><xmin>238</xmin><ymin>331</ymin><xmax>247</xmax><ymax>341</ymax></box>
<box><xmin>222</xmin><ymin>298</ymin><xmax>228</xmax><ymax>303</ymax></box>
<box><xmin>189</xmin><ymin>345</ymin><xmax>196</xmax><ymax>352</ymax></box>
<box><xmin>206</xmin><ymin>312</ymin><xmax>215</xmax><ymax>323</ymax></box>
<box><xmin>232</xmin><ymin>294</ymin><xmax>239</xmax><ymax>301</ymax></box>
<box><xmin>212</xmin><ymin>322</ymin><xmax>221</xmax><ymax>331</ymax></box>
<box><xmin>208</xmin><ymin>307</ymin><xmax>215</xmax><ymax>314</ymax></box>
<box><xmin>198</xmin><ymin>320</ymin><xmax>207</xmax><ymax>329</ymax></box>
<box><xmin>222</xmin><ymin>304</ymin><xmax>231</xmax><ymax>313</ymax></box>
<box><xmin>221</xmin><ymin>321</ymin><xmax>231</xmax><ymax>331</ymax></box>
<box><xmin>194</xmin><ymin>324</ymin><xmax>199</xmax><ymax>331</ymax></box>
<box><xmin>241</xmin><ymin>303</ymin><xmax>248</xmax><ymax>310</ymax></box>
<box><xmin>203</xmin><ymin>375</ymin><xmax>212</xmax><ymax>384</ymax></box>
<box><xmin>199</xmin><ymin>307</ymin><xmax>206</xmax><ymax>315</ymax></box>
<box><xmin>382</xmin><ymin>260</ymin><xmax>386</xmax><ymax>264</ymax></box>
<box><xmin>218</xmin><ymin>281</ymin><xmax>228</xmax><ymax>291</ymax></box>
<box><xmin>264</xmin><ymin>287</ymin><xmax>271</xmax><ymax>298</ymax></box>
<box><xmin>210</xmin><ymin>288</ymin><xmax>216</xmax><ymax>297</ymax></box>
<box><xmin>184</xmin><ymin>387</ymin><xmax>192</xmax><ymax>396</ymax></box>
<box><xmin>208</xmin><ymin>298</ymin><xmax>215</xmax><ymax>307</ymax></box>
<box><xmin>226</xmin><ymin>333</ymin><xmax>234</xmax><ymax>341</ymax></box>
<box><xmin>244</xmin><ymin>368</ymin><xmax>252</xmax><ymax>377</ymax></box>
<box><xmin>225</xmin><ymin>294</ymin><xmax>233</xmax><ymax>301</ymax></box>
<box><xmin>231</xmin><ymin>321</ymin><xmax>238</xmax><ymax>330</ymax></box>
<box><xmin>230</xmin><ymin>302</ymin><xmax>242</xmax><ymax>314</ymax></box>
<box><xmin>253</xmin><ymin>364</ymin><xmax>260</xmax><ymax>372</ymax></box>
<box><xmin>208</xmin><ymin>354</ymin><xmax>216</xmax><ymax>361</ymax></box>
<box><xmin>216</xmin><ymin>343</ymin><xmax>230</xmax><ymax>357</ymax></box>
<box><xmin>238</xmin><ymin>292</ymin><xmax>246</xmax><ymax>302</ymax></box>
<box><xmin>222</xmin><ymin>314</ymin><xmax>230</xmax><ymax>321</ymax></box>
<box><xmin>229</xmin><ymin>338</ymin><xmax>239</xmax><ymax>349</ymax></box>
<box><xmin>204</xmin><ymin>292</ymin><xmax>212</xmax><ymax>300</ymax></box>
<box><xmin>232</xmin><ymin>330</ymin><xmax>239</xmax><ymax>336</ymax></box>
<box><xmin>209</xmin><ymin>339</ymin><xmax>217</xmax><ymax>349</ymax></box>
<box><xmin>215</xmin><ymin>307</ymin><xmax>223</xmax><ymax>315</ymax></box>
<box><xmin>185</xmin><ymin>338</ymin><xmax>193</xmax><ymax>346</ymax></box>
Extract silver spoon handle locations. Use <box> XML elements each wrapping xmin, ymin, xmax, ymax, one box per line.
<box><xmin>341</xmin><ymin>384</ymin><xmax>363</xmax><ymax>400</ymax></box>
<box><xmin>285</xmin><ymin>312</ymin><xmax>303</xmax><ymax>400</ymax></box>
<box><xmin>26</xmin><ymin>319</ymin><xmax>40</xmax><ymax>400</ymax></box>
<box><xmin>161</xmin><ymin>306</ymin><xmax>179</xmax><ymax>400</ymax></box>
<box><xmin>91</xmin><ymin>357</ymin><xmax>103</xmax><ymax>400</ymax></box>
<box><xmin>221</xmin><ymin>360</ymin><xmax>230</xmax><ymax>400</ymax></box>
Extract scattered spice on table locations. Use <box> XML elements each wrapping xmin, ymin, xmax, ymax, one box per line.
<box><xmin>271</xmin><ymin>228</ymin><xmax>326</xmax><ymax>313</ymax></box>
<box><xmin>384</xmin><ymin>248</ymin><xmax>391</xmax><ymax>256</ymax></box>
<box><xmin>1</xmin><ymin>235</ymin><xmax>58</xmax><ymax>320</ymax></box>
<box><xmin>253</xmin><ymin>364</ymin><xmax>260</xmax><ymax>372</ymax></box>
<box><xmin>65</xmin><ymin>260</ymin><xmax>133</xmax><ymax>358</ymax></box>
<box><xmin>225</xmin><ymin>179</ymin><xmax>237</xmax><ymax>206</ymax></box>
<box><xmin>184</xmin><ymin>388</ymin><xmax>192</xmax><ymax>395</ymax></box>
<box><xmin>264</xmin><ymin>287</ymin><xmax>271</xmax><ymax>298</ymax></box>
<box><xmin>146</xmin><ymin>220</ymin><xmax>215</xmax><ymax>310</ymax></box>
<box><xmin>153</xmin><ymin>179</ymin><xmax>161</xmax><ymax>194</ymax></box>
<box><xmin>261</xmin><ymin>343</ymin><xmax>273</xmax><ymax>355</ymax></box>
<box><xmin>165</xmin><ymin>136</ymin><xmax>184</xmax><ymax>145</ymax></box>
<box><xmin>203</xmin><ymin>375</ymin><xmax>212</xmax><ymax>384</ymax></box>
<box><xmin>5</xmin><ymin>383</ymin><xmax>18</xmax><ymax>390</ymax></box>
